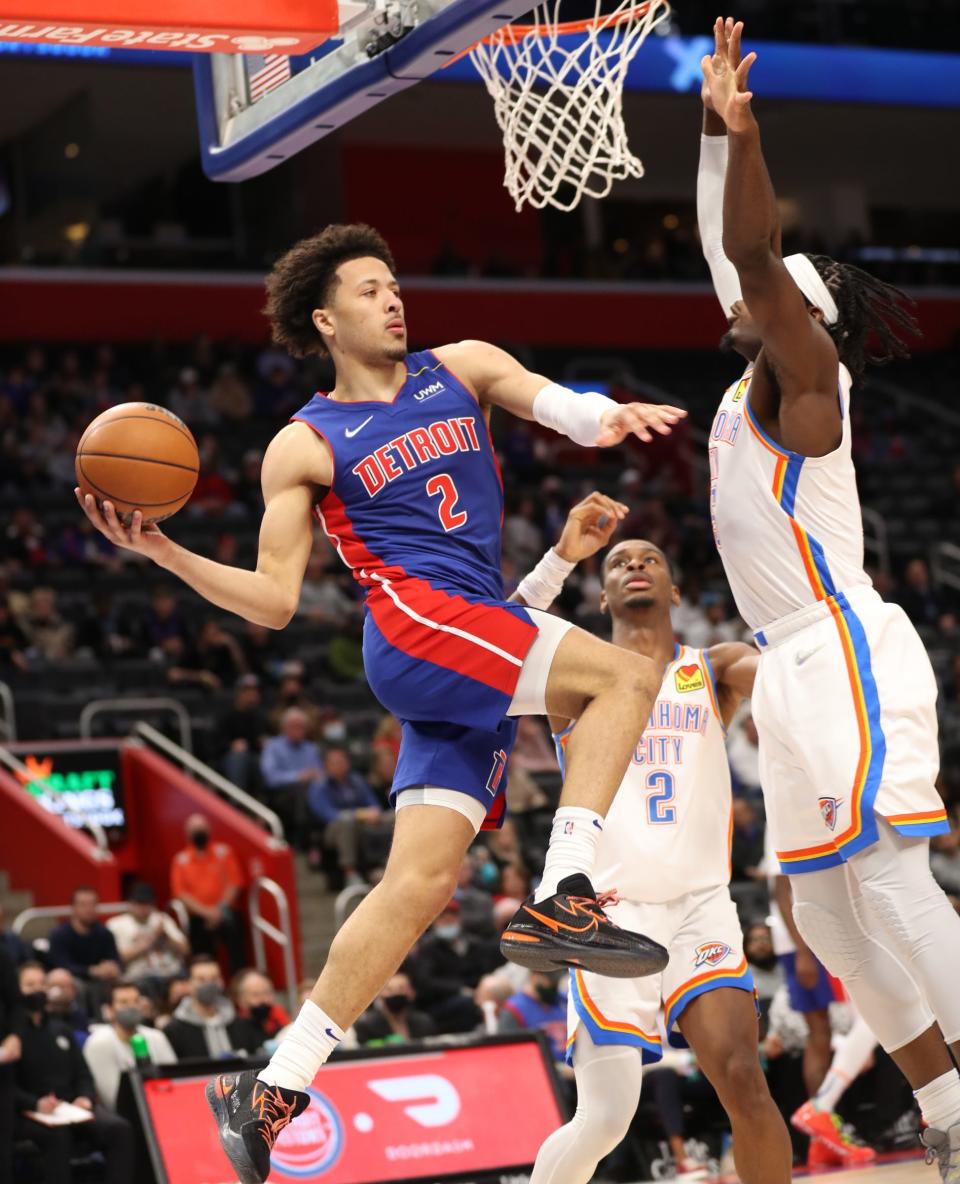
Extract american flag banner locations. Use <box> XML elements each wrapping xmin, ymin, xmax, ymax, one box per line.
<box><xmin>247</xmin><ymin>54</ymin><xmax>292</xmax><ymax>103</ymax></box>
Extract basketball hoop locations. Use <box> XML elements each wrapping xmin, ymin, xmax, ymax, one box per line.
<box><xmin>468</xmin><ymin>0</ymin><xmax>671</xmax><ymax>212</ymax></box>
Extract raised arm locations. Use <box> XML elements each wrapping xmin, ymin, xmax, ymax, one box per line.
<box><xmin>76</xmin><ymin>420</ymin><xmax>329</xmax><ymax>629</ymax></box>
<box><xmin>706</xmin><ymin>639</ymin><xmax>759</xmax><ymax>728</ymax></box>
<box><xmin>697</xmin><ymin>19</ymin><xmax>742</xmax><ymax>316</ymax></box>
<box><xmin>434</xmin><ymin>340</ymin><xmax>685</xmax><ymax>448</ymax></box>
<box><xmin>702</xmin><ymin>19</ymin><xmax>841</xmax><ymax>457</ymax></box>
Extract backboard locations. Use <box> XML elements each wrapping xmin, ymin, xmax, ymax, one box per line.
<box><xmin>193</xmin><ymin>0</ymin><xmax>537</xmax><ymax>182</ymax></box>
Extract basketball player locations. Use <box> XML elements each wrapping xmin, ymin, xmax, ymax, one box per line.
<box><xmin>516</xmin><ymin>494</ymin><xmax>792</xmax><ymax>1184</ymax></box>
<box><xmin>700</xmin><ymin>19</ymin><xmax>960</xmax><ymax>1180</ymax></box>
<box><xmin>77</xmin><ymin>224</ymin><xmax>683</xmax><ymax>1183</ymax></box>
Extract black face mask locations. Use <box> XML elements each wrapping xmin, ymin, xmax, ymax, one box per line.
<box><xmin>23</xmin><ymin>991</ymin><xmax>47</xmax><ymax>1013</ymax></box>
<box><xmin>249</xmin><ymin>1003</ymin><xmax>272</xmax><ymax>1024</ymax></box>
<box><xmin>534</xmin><ymin>984</ymin><xmax>560</xmax><ymax>1006</ymax></box>
<box><xmin>190</xmin><ymin>831</ymin><xmax>210</xmax><ymax>851</ymax></box>
<box><xmin>382</xmin><ymin>995</ymin><xmax>410</xmax><ymax>1015</ymax></box>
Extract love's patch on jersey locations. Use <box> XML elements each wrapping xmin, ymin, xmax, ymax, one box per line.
<box><xmin>675</xmin><ymin>664</ymin><xmax>705</xmax><ymax>694</ymax></box>
<box><xmin>694</xmin><ymin>941</ymin><xmax>732</xmax><ymax>968</ymax></box>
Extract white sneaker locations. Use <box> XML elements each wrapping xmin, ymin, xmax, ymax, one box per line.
<box><xmin>922</xmin><ymin>1123</ymin><xmax>960</xmax><ymax>1183</ymax></box>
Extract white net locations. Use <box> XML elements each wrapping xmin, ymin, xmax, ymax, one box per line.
<box><xmin>470</xmin><ymin>0</ymin><xmax>670</xmax><ymax>212</ymax></box>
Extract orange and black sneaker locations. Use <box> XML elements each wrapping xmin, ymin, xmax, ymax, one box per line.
<box><xmin>500</xmin><ymin>874</ymin><xmax>668</xmax><ymax>979</ymax></box>
<box><xmin>206</xmin><ymin>1069</ymin><xmax>310</xmax><ymax>1184</ymax></box>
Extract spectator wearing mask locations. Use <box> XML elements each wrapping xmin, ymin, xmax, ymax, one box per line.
<box><xmin>230</xmin><ymin>969</ymin><xmax>291</xmax><ymax>1052</ymax></box>
<box><xmin>306</xmin><ymin>746</ymin><xmax>390</xmax><ymax>885</ymax></box>
<box><xmin>45</xmin><ymin>969</ymin><xmax>90</xmax><ymax>1047</ymax></box>
<box><xmin>47</xmin><ymin>887</ymin><xmax>121</xmax><ymax>992</ymax></box>
<box><xmin>107</xmin><ymin>883</ymin><xmax>190</xmax><ymax>996</ymax></box>
<box><xmin>498</xmin><ymin>970</ymin><xmax>569</xmax><ymax>1064</ymax></box>
<box><xmin>408</xmin><ymin>901</ymin><xmax>501</xmax><ymax>1034</ymax></box>
<box><xmin>14</xmin><ymin>961</ymin><xmax>134</xmax><ymax>1184</ymax></box>
<box><xmin>171</xmin><ymin>814</ymin><xmax>246</xmax><ymax>973</ymax></box>
<box><xmin>355</xmin><ymin>972</ymin><xmax>436</xmax><ymax>1046</ymax></box>
<box><xmin>163</xmin><ymin>956</ymin><xmax>260</xmax><ymax>1060</ymax></box>
<box><xmin>260</xmin><ymin>707</ymin><xmax>324</xmax><ymax>841</ymax></box>
<box><xmin>0</xmin><ymin>944</ymin><xmax>22</xmax><ymax>1184</ymax></box>
<box><xmin>83</xmin><ymin>981</ymin><xmax>176</xmax><ymax>1110</ymax></box>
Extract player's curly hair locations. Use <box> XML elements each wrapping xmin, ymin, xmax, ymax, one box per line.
<box><xmin>806</xmin><ymin>254</ymin><xmax>919</xmax><ymax>382</ymax></box>
<box><xmin>264</xmin><ymin>223</ymin><xmax>397</xmax><ymax>357</ymax></box>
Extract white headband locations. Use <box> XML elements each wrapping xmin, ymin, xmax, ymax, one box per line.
<box><xmin>783</xmin><ymin>254</ymin><xmax>839</xmax><ymax>325</ymax></box>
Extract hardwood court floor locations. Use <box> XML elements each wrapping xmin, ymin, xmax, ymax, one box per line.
<box><xmin>802</xmin><ymin>1160</ymin><xmax>929</xmax><ymax>1183</ymax></box>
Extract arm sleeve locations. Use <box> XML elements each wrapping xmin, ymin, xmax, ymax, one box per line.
<box><xmin>697</xmin><ymin>134</ymin><xmax>743</xmax><ymax>316</ymax></box>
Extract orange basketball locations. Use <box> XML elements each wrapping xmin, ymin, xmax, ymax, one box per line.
<box><xmin>75</xmin><ymin>402</ymin><xmax>199</xmax><ymax>524</ymax></box>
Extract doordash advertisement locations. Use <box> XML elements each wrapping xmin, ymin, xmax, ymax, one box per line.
<box><xmin>140</xmin><ymin>1036</ymin><xmax>565</xmax><ymax>1184</ymax></box>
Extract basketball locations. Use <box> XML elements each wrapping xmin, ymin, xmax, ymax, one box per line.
<box><xmin>75</xmin><ymin>402</ymin><xmax>199</xmax><ymax>523</ymax></box>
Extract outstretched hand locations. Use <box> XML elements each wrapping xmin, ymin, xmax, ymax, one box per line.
<box><xmin>555</xmin><ymin>492</ymin><xmax>628</xmax><ymax>563</ymax></box>
<box><xmin>75</xmin><ymin>489</ymin><xmax>172</xmax><ymax>564</ymax></box>
<box><xmin>701</xmin><ymin>17</ymin><xmax>757</xmax><ymax>133</ymax></box>
<box><xmin>596</xmin><ymin>402</ymin><xmax>686</xmax><ymax>448</ymax></box>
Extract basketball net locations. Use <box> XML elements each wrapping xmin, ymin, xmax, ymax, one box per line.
<box><xmin>470</xmin><ymin>0</ymin><xmax>670</xmax><ymax>212</ymax></box>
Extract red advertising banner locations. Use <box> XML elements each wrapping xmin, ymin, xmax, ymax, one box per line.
<box><xmin>141</xmin><ymin>1038</ymin><xmax>564</xmax><ymax>1184</ymax></box>
<box><xmin>0</xmin><ymin>0</ymin><xmax>344</xmax><ymax>53</ymax></box>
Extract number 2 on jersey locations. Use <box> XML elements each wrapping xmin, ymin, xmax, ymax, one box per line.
<box><xmin>426</xmin><ymin>473</ymin><xmax>468</xmax><ymax>532</ymax></box>
<box><xmin>645</xmin><ymin>770</ymin><xmax>677</xmax><ymax>825</ymax></box>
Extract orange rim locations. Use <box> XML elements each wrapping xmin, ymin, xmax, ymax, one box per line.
<box><xmin>483</xmin><ymin>1</ymin><xmax>660</xmax><ymax>43</ymax></box>
<box><xmin>445</xmin><ymin>1</ymin><xmax>666</xmax><ymax>66</ymax></box>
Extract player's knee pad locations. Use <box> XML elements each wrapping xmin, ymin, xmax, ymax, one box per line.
<box><xmin>792</xmin><ymin>900</ymin><xmax>864</xmax><ymax>979</ymax></box>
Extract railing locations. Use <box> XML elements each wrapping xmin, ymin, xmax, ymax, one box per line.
<box><xmin>249</xmin><ymin>876</ymin><xmax>298</xmax><ymax>1016</ymax></box>
<box><xmin>932</xmin><ymin>541</ymin><xmax>960</xmax><ymax>597</ymax></box>
<box><xmin>12</xmin><ymin>900</ymin><xmax>187</xmax><ymax>940</ymax></box>
<box><xmin>0</xmin><ymin>681</ymin><xmax>15</xmax><ymax>742</ymax></box>
<box><xmin>80</xmin><ymin>697</ymin><xmax>193</xmax><ymax>752</ymax></box>
<box><xmin>0</xmin><ymin>744</ymin><xmax>110</xmax><ymax>856</ymax></box>
<box><xmin>133</xmin><ymin>722</ymin><xmax>286</xmax><ymax>844</ymax></box>
<box><xmin>861</xmin><ymin>506</ymin><xmax>891</xmax><ymax>577</ymax></box>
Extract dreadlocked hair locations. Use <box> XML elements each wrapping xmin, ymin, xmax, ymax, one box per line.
<box><xmin>806</xmin><ymin>254</ymin><xmax>919</xmax><ymax>382</ymax></box>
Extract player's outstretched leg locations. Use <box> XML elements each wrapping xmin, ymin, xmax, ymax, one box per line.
<box><xmin>677</xmin><ymin>987</ymin><xmax>792</xmax><ymax>1184</ymax></box>
<box><xmin>501</xmin><ymin>622</ymin><xmax>668</xmax><ymax>978</ymax></box>
<box><xmin>530</xmin><ymin>1028</ymin><xmax>643</xmax><ymax>1184</ymax></box>
<box><xmin>207</xmin><ymin>803</ymin><xmax>476</xmax><ymax>1183</ymax></box>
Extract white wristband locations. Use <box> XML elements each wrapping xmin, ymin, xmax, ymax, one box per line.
<box><xmin>532</xmin><ymin>382</ymin><xmax>618</xmax><ymax>447</ymax></box>
<box><xmin>516</xmin><ymin>547</ymin><xmax>576</xmax><ymax>611</ymax></box>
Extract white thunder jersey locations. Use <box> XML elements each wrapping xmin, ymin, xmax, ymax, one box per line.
<box><xmin>709</xmin><ymin>363</ymin><xmax>870</xmax><ymax>632</ymax></box>
<box><xmin>555</xmin><ymin>645</ymin><xmax>731</xmax><ymax>903</ymax></box>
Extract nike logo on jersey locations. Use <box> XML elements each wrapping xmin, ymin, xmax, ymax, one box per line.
<box><xmin>794</xmin><ymin>643</ymin><xmax>826</xmax><ymax>667</ymax></box>
<box><xmin>345</xmin><ymin>415</ymin><xmax>374</xmax><ymax>438</ymax></box>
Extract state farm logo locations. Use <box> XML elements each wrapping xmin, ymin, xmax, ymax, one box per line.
<box><xmin>367</xmin><ymin>1074</ymin><xmax>461</xmax><ymax>1127</ymax></box>
<box><xmin>0</xmin><ymin>24</ymin><xmax>303</xmax><ymax>52</ymax></box>
<box><xmin>271</xmin><ymin>1089</ymin><xmax>342</xmax><ymax>1178</ymax></box>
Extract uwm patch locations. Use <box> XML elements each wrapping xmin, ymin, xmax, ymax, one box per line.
<box><xmin>694</xmin><ymin>941</ymin><xmax>732</xmax><ymax>968</ymax></box>
<box><xmin>819</xmin><ymin>796</ymin><xmax>842</xmax><ymax>831</ymax></box>
<box><xmin>675</xmin><ymin>664</ymin><xmax>705</xmax><ymax>694</ymax></box>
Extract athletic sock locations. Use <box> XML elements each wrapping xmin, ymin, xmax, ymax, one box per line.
<box><xmin>257</xmin><ymin>1000</ymin><xmax>343</xmax><ymax>1093</ymax></box>
<box><xmin>533</xmin><ymin>807</ymin><xmax>603</xmax><ymax>902</ymax></box>
<box><xmin>914</xmin><ymin>1069</ymin><xmax>960</xmax><ymax>1132</ymax></box>
<box><xmin>813</xmin><ymin>1016</ymin><xmax>878</xmax><ymax>1112</ymax></box>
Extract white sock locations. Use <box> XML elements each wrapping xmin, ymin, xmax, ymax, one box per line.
<box><xmin>258</xmin><ymin>1000</ymin><xmax>343</xmax><ymax>1092</ymax></box>
<box><xmin>533</xmin><ymin>807</ymin><xmax>603</xmax><ymax>902</ymax></box>
<box><xmin>914</xmin><ymin>1069</ymin><xmax>960</xmax><ymax>1132</ymax></box>
<box><xmin>813</xmin><ymin>1015</ymin><xmax>878</xmax><ymax>1112</ymax></box>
